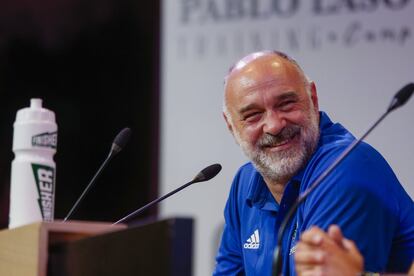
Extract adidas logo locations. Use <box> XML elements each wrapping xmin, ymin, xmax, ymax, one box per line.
<box><xmin>243</xmin><ymin>229</ymin><xmax>260</xmax><ymax>249</ymax></box>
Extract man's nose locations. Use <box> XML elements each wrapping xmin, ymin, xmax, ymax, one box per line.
<box><xmin>262</xmin><ymin>111</ymin><xmax>286</xmax><ymax>135</ymax></box>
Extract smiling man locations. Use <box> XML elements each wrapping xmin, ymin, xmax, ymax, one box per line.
<box><xmin>213</xmin><ymin>51</ymin><xmax>414</xmax><ymax>275</ymax></box>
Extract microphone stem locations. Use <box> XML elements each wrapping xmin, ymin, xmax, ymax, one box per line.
<box><xmin>272</xmin><ymin>110</ymin><xmax>389</xmax><ymax>276</ymax></box>
<box><xmin>113</xmin><ymin>180</ymin><xmax>195</xmax><ymax>225</ymax></box>
<box><xmin>64</xmin><ymin>152</ymin><xmax>115</xmax><ymax>222</ymax></box>
<box><xmin>300</xmin><ymin>110</ymin><xmax>388</xmax><ymax>201</ymax></box>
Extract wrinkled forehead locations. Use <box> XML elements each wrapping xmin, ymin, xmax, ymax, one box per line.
<box><xmin>225</xmin><ymin>52</ymin><xmax>306</xmax><ymax>96</ymax></box>
<box><xmin>225</xmin><ymin>51</ymin><xmax>301</xmax><ymax>85</ymax></box>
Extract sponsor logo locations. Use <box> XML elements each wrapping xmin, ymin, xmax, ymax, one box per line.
<box><xmin>244</xmin><ymin>229</ymin><xmax>260</xmax><ymax>249</ymax></box>
<box><xmin>32</xmin><ymin>131</ymin><xmax>57</xmax><ymax>149</ymax></box>
<box><xmin>32</xmin><ymin>164</ymin><xmax>55</xmax><ymax>221</ymax></box>
<box><xmin>174</xmin><ymin>0</ymin><xmax>412</xmax><ymax>58</ymax></box>
<box><xmin>289</xmin><ymin>222</ymin><xmax>299</xmax><ymax>255</ymax></box>
<box><xmin>180</xmin><ymin>0</ymin><xmax>411</xmax><ymax>24</ymax></box>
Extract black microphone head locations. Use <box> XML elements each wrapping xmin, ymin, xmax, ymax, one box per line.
<box><xmin>111</xmin><ymin>127</ymin><xmax>131</xmax><ymax>154</ymax></box>
<box><xmin>387</xmin><ymin>83</ymin><xmax>414</xmax><ymax>113</ymax></box>
<box><xmin>193</xmin><ymin>163</ymin><xmax>222</xmax><ymax>183</ymax></box>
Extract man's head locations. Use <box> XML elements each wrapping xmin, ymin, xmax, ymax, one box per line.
<box><xmin>223</xmin><ymin>51</ymin><xmax>320</xmax><ymax>184</ymax></box>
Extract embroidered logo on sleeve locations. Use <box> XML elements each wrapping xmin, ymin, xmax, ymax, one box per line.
<box><xmin>243</xmin><ymin>229</ymin><xmax>260</xmax><ymax>249</ymax></box>
<box><xmin>289</xmin><ymin>222</ymin><xmax>299</xmax><ymax>255</ymax></box>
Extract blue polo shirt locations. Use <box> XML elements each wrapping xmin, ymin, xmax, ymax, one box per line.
<box><xmin>214</xmin><ymin>112</ymin><xmax>414</xmax><ymax>276</ymax></box>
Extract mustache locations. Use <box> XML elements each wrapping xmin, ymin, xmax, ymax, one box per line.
<box><xmin>256</xmin><ymin>125</ymin><xmax>301</xmax><ymax>148</ymax></box>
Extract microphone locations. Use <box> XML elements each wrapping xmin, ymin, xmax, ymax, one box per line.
<box><xmin>193</xmin><ymin>163</ymin><xmax>222</xmax><ymax>182</ymax></box>
<box><xmin>387</xmin><ymin>83</ymin><xmax>414</xmax><ymax>112</ymax></box>
<box><xmin>113</xmin><ymin>163</ymin><xmax>222</xmax><ymax>225</ymax></box>
<box><xmin>272</xmin><ymin>83</ymin><xmax>414</xmax><ymax>275</ymax></box>
<box><xmin>111</xmin><ymin>127</ymin><xmax>132</xmax><ymax>154</ymax></box>
<box><xmin>63</xmin><ymin>127</ymin><xmax>132</xmax><ymax>222</ymax></box>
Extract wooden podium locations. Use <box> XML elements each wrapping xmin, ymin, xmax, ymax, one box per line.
<box><xmin>0</xmin><ymin>218</ymin><xmax>193</xmax><ymax>276</ymax></box>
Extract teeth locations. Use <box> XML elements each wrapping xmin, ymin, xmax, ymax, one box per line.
<box><xmin>267</xmin><ymin>138</ymin><xmax>290</xmax><ymax>147</ymax></box>
<box><xmin>258</xmin><ymin>130</ymin><xmax>299</xmax><ymax>148</ymax></box>
<box><xmin>266</xmin><ymin>132</ymin><xmax>298</xmax><ymax>147</ymax></box>
<box><xmin>274</xmin><ymin>139</ymin><xmax>290</xmax><ymax>147</ymax></box>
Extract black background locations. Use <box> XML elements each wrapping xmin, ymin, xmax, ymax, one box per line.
<box><xmin>0</xmin><ymin>0</ymin><xmax>160</xmax><ymax>228</ymax></box>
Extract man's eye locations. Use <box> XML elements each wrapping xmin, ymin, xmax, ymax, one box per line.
<box><xmin>243</xmin><ymin>112</ymin><xmax>261</xmax><ymax>122</ymax></box>
<box><xmin>279</xmin><ymin>101</ymin><xmax>295</xmax><ymax>111</ymax></box>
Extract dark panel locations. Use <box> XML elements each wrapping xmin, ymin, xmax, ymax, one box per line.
<box><xmin>0</xmin><ymin>0</ymin><xmax>160</xmax><ymax>227</ymax></box>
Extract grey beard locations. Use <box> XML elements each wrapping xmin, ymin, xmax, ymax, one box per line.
<box><xmin>237</xmin><ymin>115</ymin><xmax>320</xmax><ymax>183</ymax></box>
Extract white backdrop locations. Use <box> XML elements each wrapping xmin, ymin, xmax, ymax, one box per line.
<box><xmin>161</xmin><ymin>1</ymin><xmax>414</xmax><ymax>275</ymax></box>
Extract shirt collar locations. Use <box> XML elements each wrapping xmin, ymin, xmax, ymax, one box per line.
<box><xmin>245</xmin><ymin>168</ymin><xmax>305</xmax><ymax>212</ymax></box>
<box><xmin>245</xmin><ymin>170</ymin><xmax>266</xmax><ymax>209</ymax></box>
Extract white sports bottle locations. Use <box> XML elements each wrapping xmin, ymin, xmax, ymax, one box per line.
<box><xmin>9</xmin><ymin>98</ymin><xmax>58</xmax><ymax>228</ymax></box>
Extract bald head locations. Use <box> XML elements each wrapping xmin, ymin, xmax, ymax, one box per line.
<box><xmin>223</xmin><ymin>51</ymin><xmax>312</xmax><ymax>125</ymax></box>
<box><xmin>224</xmin><ymin>51</ymin><xmax>309</xmax><ymax>90</ymax></box>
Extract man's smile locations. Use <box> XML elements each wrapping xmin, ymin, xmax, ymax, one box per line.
<box><xmin>258</xmin><ymin>127</ymin><xmax>301</xmax><ymax>152</ymax></box>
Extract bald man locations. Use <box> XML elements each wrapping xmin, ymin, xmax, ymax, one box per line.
<box><xmin>213</xmin><ymin>51</ymin><xmax>414</xmax><ymax>275</ymax></box>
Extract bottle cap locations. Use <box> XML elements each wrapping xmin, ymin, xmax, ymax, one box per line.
<box><xmin>15</xmin><ymin>98</ymin><xmax>55</xmax><ymax>123</ymax></box>
<box><xmin>12</xmin><ymin>98</ymin><xmax>57</xmax><ymax>151</ymax></box>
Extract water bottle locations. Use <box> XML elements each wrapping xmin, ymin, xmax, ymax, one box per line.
<box><xmin>9</xmin><ymin>98</ymin><xmax>58</xmax><ymax>228</ymax></box>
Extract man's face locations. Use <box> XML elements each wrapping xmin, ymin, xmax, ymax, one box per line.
<box><xmin>224</xmin><ymin>55</ymin><xmax>320</xmax><ymax>183</ymax></box>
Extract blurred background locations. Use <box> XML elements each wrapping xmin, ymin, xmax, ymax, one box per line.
<box><xmin>1</xmin><ymin>1</ymin><xmax>413</xmax><ymax>276</ymax></box>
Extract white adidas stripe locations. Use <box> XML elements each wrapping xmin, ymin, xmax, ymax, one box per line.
<box><xmin>254</xmin><ymin>229</ymin><xmax>259</xmax><ymax>243</ymax></box>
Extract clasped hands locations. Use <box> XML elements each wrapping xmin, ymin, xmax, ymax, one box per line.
<box><xmin>294</xmin><ymin>225</ymin><xmax>364</xmax><ymax>276</ymax></box>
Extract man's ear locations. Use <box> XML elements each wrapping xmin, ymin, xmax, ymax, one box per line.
<box><xmin>309</xmin><ymin>81</ymin><xmax>319</xmax><ymax>111</ymax></box>
<box><xmin>223</xmin><ymin>112</ymin><xmax>234</xmax><ymax>135</ymax></box>
<box><xmin>223</xmin><ymin>112</ymin><xmax>241</xmax><ymax>146</ymax></box>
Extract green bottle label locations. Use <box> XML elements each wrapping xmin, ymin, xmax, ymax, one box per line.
<box><xmin>31</xmin><ymin>164</ymin><xmax>55</xmax><ymax>221</ymax></box>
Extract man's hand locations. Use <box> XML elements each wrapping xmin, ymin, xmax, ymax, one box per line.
<box><xmin>294</xmin><ymin>225</ymin><xmax>363</xmax><ymax>276</ymax></box>
<box><xmin>409</xmin><ymin>262</ymin><xmax>414</xmax><ymax>275</ymax></box>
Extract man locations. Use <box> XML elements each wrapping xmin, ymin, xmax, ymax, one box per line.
<box><xmin>213</xmin><ymin>51</ymin><xmax>414</xmax><ymax>275</ymax></box>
